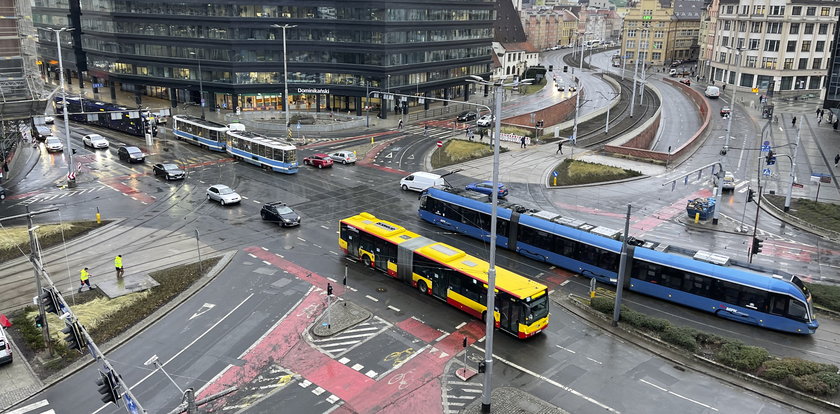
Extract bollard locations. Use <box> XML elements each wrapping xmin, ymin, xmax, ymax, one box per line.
<box><xmin>694</xmin><ymin>212</ymin><xmax>700</xmax><ymax>223</ymax></box>
<box><xmin>371</xmin><ymin>136</ymin><xmax>375</xmax><ymax>144</ymax></box>
<box><xmin>96</xmin><ymin>207</ymin><xmax>101</xmax><ymax>224</ymax></box>
<box><xmin>553</xmin><ymin>177</ymin><xmax>557</xmax><ymax>186</ymax></box>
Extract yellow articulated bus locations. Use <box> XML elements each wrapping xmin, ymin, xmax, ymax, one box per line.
<box><xmin>339</xmin><ymin>212</ymin><xmax>549</xmax><ymax>339</ymax></box>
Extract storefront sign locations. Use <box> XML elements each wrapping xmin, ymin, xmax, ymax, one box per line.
<box><xmin>297</xmin><ymin>88</ymin><xmax>330</xmax><ymax>94</ymax></box>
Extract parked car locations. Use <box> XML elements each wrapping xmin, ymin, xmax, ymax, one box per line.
<box><xmin>329</xmin><ymin>150</ymin><xmax>357</xmax><ymax>164</ymax></box>
<box><xmin>0</xmin><ymin>185</ymin><xmax>6</xmax><ymax>200</ymax></box>
<box><xmin>456</xmin><ymin>111</ymin><xmax>477</xmax><ymax>122</ymax></box>
<box><xmin>206</xmin><ymin>184</ymin><xmax>241</xmax><ymax>205</ymax></box>
<box><xmin>476</xmin><ymin>114</ymin><xmax>494</xmax><ymax>127</ymax></box>
<box><xmin>466</xmin><ymin>181</ymin><xmax>509</xmax><ymax>198</ymax></box>
<box><xmin>153</xmin><ymin>163</ymin><xmax>186</xmax><ymax>180</ymax></box>
<box><xmin>82</xmin><ymin>133</ymin><xmax>109</xmax><ymax>149</ymax></box>
<box><xmin>260</xmin><ymin>201</ymin><xmax>301</xmax><ymax>227</ymax></box>
<box><xmin>118</xmin><ymin>146</ymin><xmax>145</xmax><ymax>163</ymax></box>
<box><xmin>0</xmin><ymin>325</ymin><xmax>12</xmax><ymax>365</ymax></box>
<box><xmin>303</xmin><ymin>153</ymin><xmax>334</xmax><ymax>168</ymax></box>
<box><xmin>45</xmin><ymin>136</ymin><xmax>64</xmax><ymax>152</ymax></box>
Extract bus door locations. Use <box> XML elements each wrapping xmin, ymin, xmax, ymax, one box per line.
<box><xmin>343</xmin><ymin>225</ymin><xmax>360</xmax><ymax>257</ymax></box>
<box><xmin>374</xmin><ymin>247</ymin><xmax>388</xmax><ymax>272</ymax></box>
<box><xmin>498</xmin><ymin>296</ymin><xmax>521</xmax><ymax>333</ymax></box>
<box><xmin>431</xmin><ymin>271</ymin><xmax>448</xmax><ymax>300</ymax></box>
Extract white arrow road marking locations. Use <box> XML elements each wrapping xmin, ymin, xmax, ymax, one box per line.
<box><xmin>189</xmin><ymin>303</ymin><xmax>216</xmax><ymax>320</ymax></box>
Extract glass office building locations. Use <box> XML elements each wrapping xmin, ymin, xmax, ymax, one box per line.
<box><xmin>33</xmin><ymin>1</ymin><xmax>496</xmax><ymax>116</ymax></box>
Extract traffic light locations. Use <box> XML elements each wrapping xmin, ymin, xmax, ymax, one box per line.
<box><xmin>96</xmin><ymin>370</ymin><xmax>121</xmax><ymax>406</ymax></box>
<box><xmin>747</xmin><ymin>189</ymin><xmax>756</xmax><ymax>203</ymax></box>
<box><xmin>751</xmin><ymin>237</ymin><xmax>764</xmax><ymax>256</ymax></box>
<box><xmin>563</xmin><ymin>65</ymin><xmax>568</xmax><ymax>72</ymax></box>
<box><xmin>40</xmin><ymin>287</ymin><xmax>60</xmax><ymax>314</ymax></box>
<box><xmin>766</xmin><ymin>150</ymin><xmax>776</xmax><ymax>165</ymax></box>
<box><xmin>62</xmin><ymin>321</ymin><xmax>84</xmax><ymax>351</ymax></box>
<box><xmin>34</xmin><ymin>314</ymin><xmax>43</xmax><ymax>328</ymax></box>
<box><xmin>327</xmin><ymin>283</ymin><xmax>333</xmax><ymax>296</ymax></box>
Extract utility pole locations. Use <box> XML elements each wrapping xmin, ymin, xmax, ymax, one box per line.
<box><xmin>612</xmin><ymin>204</ymin><xmax>632</xmax><ymax>326</ymax></box>
<box><xmin>784</xmin><ymin>126</ymin><xmax>801</xmax><ymax>212</ymax></box>
<box><xmin>165</xmin><ymin>387</ymin><xmax>238</xmax><ymax>414</ymax></box>
<box><xmin>712</xmin><ymin>47</ymin><xmax>741</xmax><ymax>225</ymax></box>
<box><xmin>630</xmin><ymin>58</ymin><xmax>639</xmax><ymax>117</ymax></box>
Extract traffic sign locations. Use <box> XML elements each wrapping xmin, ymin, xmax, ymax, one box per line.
<box><xmin>93</xmin><ymin>83</ymin><xmax>103</xmax><ymax>88</ymax></box>
<box><xmin>436</xmin><ymin>141</ymin><xmax>443</xmax><ymax>148</ymax></box>
<box><xmin>124</xmin><ymin>393</ymin><xmax>139</xmax><ymax>414</ymax></box>
<box><xmin>552</xmin><ymin>171</ymin><xmax>558</xmax><ymax>177</ymax></box>
<box><xmin>763</xmin><ymin>168</ymin><xmax>772</xmax><ymax>176</ymax></box>
<box><xmin>761</xmin><ymin>141</ymin><xmax>771</xmax><ymax>152</ymax></box>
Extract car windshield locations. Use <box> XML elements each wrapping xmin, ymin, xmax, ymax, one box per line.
<box><xmin>218</xmin><ymin>187</ymin><xmax>235</xmax><ymax>195</ymax></box>
<box><xmin>276</xmin><ymin>206</ymin><xmax>294</xmax><ymax>214</ymax></box>
<box><xmin>162</xmin><ymin>164</ymin><xmax>179</xmax><ymax>170</ymax></box>
<box><xmin>92</xmin><ymin>136</ymin><xmax>105</xmax><ymax>142</ymax></box>
<box><xmin>127</xmin><ymin>147</ymin><xmax>141</xmax><ymax>154</ymax></box>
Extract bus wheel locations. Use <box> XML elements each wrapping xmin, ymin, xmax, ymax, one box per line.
<box><xmin>417</xmin><ymin>280</ymin><xmax>427</xmax><ymax>294</ymax></box>
<box><xmin>363</xmin><ymin>255</ymin><xmax>372</xmax><ymax>267</ymax></box>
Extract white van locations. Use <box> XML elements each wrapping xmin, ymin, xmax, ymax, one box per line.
<box><xmin>400</xmin><ymin>172</ymin><xmax>445</xmax><ymax>192</ymax></box>
<box><xmin>704</xmin><ymin>86</ymin><xmax>720</xmax><ymax>98</ymax></box>
<box><xmin>0</xmin><ymin>325</ymin><xmax>12</xmax><ymax>365</ymax></box>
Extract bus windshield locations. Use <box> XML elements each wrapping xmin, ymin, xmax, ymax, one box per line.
<box><xmin>525</xmin><ymin>295</ymin><xmax>549</xmax><ymax>322</ymax></box>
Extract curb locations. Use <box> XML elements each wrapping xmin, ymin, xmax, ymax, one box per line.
<box><xmin>4</xmin><ymin>250</ymin><xmax>236</xmax><ymax>410</ymax></box>
<box><xmin>553</xmin><ymin>293</ymin><xmax>838</xmax><ymax>414</ymax></box>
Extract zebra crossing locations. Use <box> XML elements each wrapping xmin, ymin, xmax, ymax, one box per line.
<box><xmin>12</xmin><ymin>185</ymin><xmax>109</xmax><ymax>206</ymax></box>
<box><xmin>309</xmin><ymin>316</ymin><xmax>391</xmax><ymax>358</ymax></box>
<box><xmin>441</xmin><ymin>354</ymin><xmax>483</xmax><ymax>413</ymax></box>
<box><xmin>399</xmin><ymin>124</ymin><xmax>462</xmax><ymax>140</ymax></box>
<box><xmin>6</xmin><ymin>399</ymin><xmax>55</xmax><ymax>414</ymax></box>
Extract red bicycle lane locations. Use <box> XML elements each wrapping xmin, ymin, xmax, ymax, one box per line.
<box><xmin>198</xmin><ymin>246</ymin><xmax>486</xmax><ymax>413</ymax></box>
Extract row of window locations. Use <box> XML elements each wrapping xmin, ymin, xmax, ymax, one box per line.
<box><xmin>420</xmin><ymin>196</ymin><xmax>810</xmax><ymax>322</ymax></box>
<box><xmin>79</xmin><ymin>20</ymin><xmax>492</xmax><ymax>44</ymax></box>
<box><xmin>721</xmin><ymin>37</ymin><xmax>828</xmax><ymax>54</ymax></box>
<box><xmin>78</xmin><ymin>1</ymin><xmax>495</xmax><ymax>21</ymax></box>
<box><xmin>713</xmin><ymin>69</ymin><xmax>823</xmax><ymax>91</ymax></box>
<box><xmin>721</xmin><ymin>20</ymin><xmax>832</xmax><ymax>35</ymax></box>
<box><xmin>174</xmin><ymin>121</ymin><xmax>224</xmax><ymax>141</ymax></box>
<box><xmin>723</xmin><ymin>4</ymin><xmax>837</xmax><ymax>18</ymax></box>
<box><xmin>632</xmin><ymin>261</ymin><xmax>808</xmax><ymax>321</ymax></box>
<box><xmin>227</xmin><ymin>137</ymin><xmax>296</xmax><ymax>163</ymax></box>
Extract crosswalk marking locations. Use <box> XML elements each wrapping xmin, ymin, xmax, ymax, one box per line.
<box><xmin>6</xmin><ymin>400</ymin><xmax>49</xmax><ymax>414</ymax></box>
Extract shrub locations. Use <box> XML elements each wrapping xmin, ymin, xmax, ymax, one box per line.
<box><xmin>13</xmin><ymin>307</ymin><xmax>46</xmax><ymax>352</ymax></box>
<box><xmin>806</xmin><ymin>283</ymin><xmax>840</xmax><ymax>313</ymax></box>
<box><xmin>759</xmin><ymin>358</ymin><xmax>838</xmax><ymax>381</ymax></box>
<box><xmin>789</xmin><ymin>372</ymin><xmax>840</xmax><ymax>396</ymax></box>
<box><xmin>590</xmin><ymin>296</ymin><xmax>614</xmax><ymax>314</ymax></box>
<box><xmin>695</xmin><ymin>332</ymin><xmax>727</xmax><ymax>348</ymax></box>
<box><xmin>715</xmin><ymin>341</ymin><xmax>770</xmax><ymax>372</ymax></box>
<box><xmin>660</xmin><ymin>326</ymin><xmax>699</xmax><ymax>352</ymax></box>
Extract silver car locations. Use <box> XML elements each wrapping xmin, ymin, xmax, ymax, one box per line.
<box><xmin>45</xmin><ymin>136</ymin><xmax>64</xmax><ymax>152</ymax></box>
<box><xmin>329</xmin><ymin>150</ymin><xmax>357</xmax><ymax>164</ymax></box>
<box><xmin>206</xmin><ymin>184</ymin><xmax>241</xmax><ymax>205</ymax></box>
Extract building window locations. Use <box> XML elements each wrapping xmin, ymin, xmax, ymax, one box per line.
<box><xmin>652</xmin><ymin>52</ymin><xmax>661</xmax><ymax>60</ymax></box>
<box><xmin>806</xmin><ymin>7</ymin><xmax>816</xmax><ymax>16</ymax></box>
<box><xmin>767</xmin><ymin>22</ymin><xmax>782</xmax><ymax>34</ymax></box>
<box><xmin>804</xmin><ymin>23</ymin><xmax>814</xmax><ymax>35</ymax></box>
<box><xmin>798</xmin><ymin>58</ymin><xmax>808</xmax><ymax>70</ymax></box>
<box><xmin>718</xmin><ymin>51</ymin><xmax>727</xmax><ymax>63</ymax></box>
<box><xmin>746</xmin><ymin>56</ymin><xmax>757</xmax><ymax>67</ymax></box>
<box><xmin>643</xmin><ymin>9</ymin><xmax>653</xmax><ymax>15</ymax></box>
<box><xmin>835</xmin><ymin>8</ymin><xmax>840</xmax><ymax>17</ymax></box>
<box><xmin>821</xmin><ymin>7</ymin><xmax>830</xmax><ymax>16</ymax></box>
<box><xmin>784</xmin><ymin>58</ymin><xmax>794</xmax><ymax>69</ymax></box>
<box><xmin>627</xmin><ymin>30</ymin><xmax>636</xmax><ymax>37</ymax></box>
<box><xmin>790</xmin><ymin>23</ymin><xmax>799</xmax><ymax>34</ymax></box>
<box><xmin>626</xmin><ymin>40</ymin><xmax>635</xmax><ymax>49</ymax></box>
<box><xmin>810</xmin><ymin>76</ymin><xmax>822</xmax><ymax>90</ymax></box>
<box><xmin>737</xmin><ymin>38</ymin><xmax>745</xmax><ymax>49</ymax></box>
<box><xmin>654</xmin><ymin>31</ymin><xmax>664</xmax><ymax>38</ymax></box>
<box><xmin>813</xmin><ymin>58</ymin><xmax>822</xmax><ymax>70</ymax></box>
<box><xmin>801</xmin><ymin>41</ymin><xmax>811</xmax><ymax>52</ymax></box>
<box><xmin>750</xmin><ymin>22</ymin><xmax>763</xmax><ymax>33</ymax></box>
<box><xmin>792</xmin><ymin>6</ymin><xmax>801</xmax><ymax>15</ymax></box>
<box><xmin>726</xmin><ymin>5</ymin><xmax>734</xmax><ymax>14</ymax></box>
<box><xmin>653</xmin><ymin>41</ymin><xmax>663</xmax><ymax>49</ymax></box>
<box><xmin>769</xmin><ymin>6</ymin><xmax>785</xmax><ymax>16</ymax></box>
<box><xmin>816</xmin><ymin>41</ymin><xmax>825</xmax><ymax>52</ymax></box>
<box><xmin>819</xmin><ymin>24</ymin><xmax>828</xmax><ymax>35</ymax></box>
<box><xmin>787</xmin><ymin>41</ymin><xmax>797</xmax><ymax>52</ymax></box>
<box><xmin>721</xmin><ymin>36</ymin><xmax>729</xmax><ymax>47</ymax></box>
<box><xmin>764</xmin><ymin>40</ymin><xmax>779</xmax><ymax>52</ymax></box>
<box><xmin>738</xmin><ymin>21</ymin><xmax>746</xmax><ymax>32</ymax></box>
<box><xmin>761</xmin><ymin>57</ymin><xmax>776</xmax><ymax>69</ymax></box>
<box><xmin>749</xmin><ymin>39</ymin><xmax>760</xmax><ymax>50</ymax></box>
<box><xmin>740</xmin><ymin>5</ymin><xmax>748</xmax><ymax>15</ymax></box>
<box><xmin>752</xmin><ymin>5</ymin><xmax>765</xmax><ymax>15</ymax></box>
<box><xmin>780</xmin><ymin>76</ymin><xmax>792</xmax><ymax>90</ymax></box>
<box><xmin>723</xmin><ymin>21</ymin><xmax>731</xmax><ymax>30</ymax></box>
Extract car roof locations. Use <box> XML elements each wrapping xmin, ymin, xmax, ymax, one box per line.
<box><xmin>211</xmin><ymin>184</ymin><xmax>230</xmax><ymax>190</ymax></box>
<box><xmin>313</xmin><ymin>153</ymin><xmax>329</xmax><ymax>157</ymax></box>
<box><xmin>265</xmin><ymin>201</ymin><xmax>288</xmax><ymax>207</ymax></box>
<box><xmin>160</xmin><ymin>163</ymin><xmax>179</xmax><ymax>168</ymax></box>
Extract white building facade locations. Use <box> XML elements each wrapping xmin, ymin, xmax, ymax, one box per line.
<box><xmin>709</xmin><ymin>0</ymin><xmax>838</xmax><ymax>97</ymax></box>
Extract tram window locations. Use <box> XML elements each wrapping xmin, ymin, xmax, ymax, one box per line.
<box><xmin>442</xmin><ymin>203</ymin><xmax>463</xmax><ymax>222</ymax></box>
<box><xmin>518</xmin><ymin>225</ymin><xmax>537</xmax><ymax>245</ymax></box>
<box><xmin>461</xmin><ymin>208</ymin><xmax>479</xmax><ymax>228</ymax></box>
<box><xmin>787</xmin><ymin>299</ymin><xmax>808</xmax><ymax>321</ymax></box>
<box><xmin>738</xmin><ymin>287</ymin><xmax>767</xmax><ymax>311</ymax></box>
<box><xmin>577</xmin><ymin>244</ymin><xmax>599</xmax><ymax>266</ymax></box>
<box><xmin>496</xmin><ymin>218</ymin><xmax>509</xmax><ymax>238</ymax></box>
<box><xmin>599</xmin><ymin>250</ymin><xmax>620</xmax><ymax>273</ymax></box>
<box><xmin>687</xmin><ymin>274</ymin><xmax>711</xmax><ymax>296</ymax></box>
<box><xmin>474</xmin><ymin>211</ymin><xmax>490</xmax><ymax>232</ymax></box>
<box><xmin>662</xmin><ymin>267</ymin><xmax>686</xmax><ymax>290</ymax></box>
<box><xmin>557</xmin><ymin>236</ymin><xmax>575</xmax><ymax>256</ymax></box>
<box><xmin>769</xmin><ymin>294</ymin><xmax>787</xmax><ymax>315</ymax></box>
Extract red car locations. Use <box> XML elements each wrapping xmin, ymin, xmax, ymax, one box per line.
<box><xmin>303</xmin><ymin>153</ymin><xmax>334</xmax><ymax>168</ymax></box>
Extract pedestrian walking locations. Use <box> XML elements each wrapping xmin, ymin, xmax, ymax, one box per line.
<box><xmin>556</xmin><ymin>139</ymin><xmax>564</xmax><ymax>154</ymax></box>
<box><xmin>818</xmin><ymin>116</ymin><xmax>822</xmax><ymax>126</ymax></box>
<box><xmin>816</xmin><ymin>108</ymin><xmax>821</xmax><ymax>118</ymax></box>
<box><xmin>520</xmin><ymin>136</ymin><xmax>527</xmax><ymax>149</ymax></box>
<box><xmin>398</xmin><ymin>119</ymin><xmax>403</xmax><ymax>129</ymax></box>
<box><xmin>479</xmin><ymin>129</ymin><xmax>485</xmax><ymax>141</ymax></box>
<box><xmin>792</xmin><ymin>116</ymin><xmax>797</xmax><ymax>127</ymax></box>
<box><xmin>423</xmin><ymin>125</ymin><xmax>429</xmax><ymax>137</ymax></box>
<box><xmin>79</xmin><ymin>267</ymin><xmax>92</xmax><ymax>292</ymax></box>
<box><xmin>115</xmin><ymin>255</ymin><xmax>124</xmax><ymax>278</ymax></box>
<box><xmin>468</xmin><ymin>129</ymin><xmax>474</xmax><ymax>141</ymax></box>
<box><xmin>835</xmin><ymin>153</ymin><xmax>840</xmax><ymax>167</ymax></box>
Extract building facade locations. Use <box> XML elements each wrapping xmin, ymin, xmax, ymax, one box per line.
<box><xmin>32</xmin><ymin>1</ymin><xmax>496</xmax><ymax>116</ymax></box>
<box><xmin>710</xmin><ymin>0</ymin><xmax>837</xmax><ymax>97</ymax></box>
<box><xmin>825</xmin><ymin>13</ymin><xmax>840</xmax><ymax>109</ymax></box>
<box><xmin>621</xmin><ymin>0</ymin><xmax>675</xmax><ymax>65</ymax></box>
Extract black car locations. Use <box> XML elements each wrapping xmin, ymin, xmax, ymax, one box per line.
<box><xmin>260</xmin><ymin>202</ymin><xmax>301</xmax><ymax>227</ymax></box>
<box><xmin>0</xmin><ymin>185</ymin><xmax>6</xmax><ymax>200</ymax></box>
<box><xmin>118</xmin><ymin>146</ymin><xmax>145</xmax><ymax>163</ymax></box>
<box><xmin>153</xmin><ymin>163</ymin><xmax>186</xmax><ymax>180</ymax></box>
<box><xmin>456</xmin><ymin>111</ymin><xmax>477</xmax><ymax>122</ymax></box>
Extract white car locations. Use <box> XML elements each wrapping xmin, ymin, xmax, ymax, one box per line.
<box><xmin>476</xmin><ymin>114</ymin><xmax>495</xmax><ymax>127</ymax></box>
<box><xmin>44</xmin><ymin>116</ymin><xmax>55</xmax><ymax>124</ymax></box>
<box><xmin>82</xmin><ymin>133</ymin><xmax>109</xmax><ymax>149</ymax></box>
<box><xmin>45</xmin><ymin>136</ymin><xmax>64</xmax><ymax>152</ymax></box>
<box><xmin>206</xmin><ymin>184</ymin><xmax>241</xmax><ymax>205</ymax></box>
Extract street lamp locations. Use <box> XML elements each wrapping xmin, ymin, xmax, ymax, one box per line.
<box><xmin>466</xmin><ymin>74</ymin><xmax>532</xmax><ymax>414</ymax></box>
<box><xmin>189</xmin><ymin>52</ymin><xmax>205</xmax><ymax>120</ymax></box>
<box><xmin>271</xmin><ymin>24</ymin><xmax>297</xmax><ymax>130</ymax></box>
<box><xmin>571</xmin><ymin>31</ymin><xmax>589</xmax><ymax>145</ymax></box>
<box><xmin>47</xmin><ymin>27</ymin><xmax>75</xmax><ymax>187</ymax></box>
<box><xmin>144</xmin><ymin>354</ymin><xmax>184</xmax><ymax>394</ymax></box>
<box><xmin>712</xmin><ymin>46</ymin><xmax>741</xmax><ymax>225</ymax></box>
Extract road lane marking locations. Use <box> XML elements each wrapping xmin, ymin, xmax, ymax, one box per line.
<box><xmin>365</xmin><ymin>295</ymin><xmax>379</xmax><ymax>302</ymax></box>
<box><xmin>640</xmin><ymin>379</ymin><xmax>718</xmax><ymax>411</ymax></box>
<box><xmin>6</xmin><ymin>400</ymin><xmax>49</xmax><ymax>414</ymax></box>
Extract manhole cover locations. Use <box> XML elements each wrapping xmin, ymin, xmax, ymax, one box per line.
<box><xmin>376</xmin><ymin>287</ymin><xmax>387</xmax><ymax>292</ymax></box>
<box><xmin>283</xmin><ymin>245</ymin><xmax>294</xmax><ymax>250</ymax></box>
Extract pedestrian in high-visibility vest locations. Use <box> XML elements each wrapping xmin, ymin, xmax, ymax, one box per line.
<box><xmin>115</xmin><ymin>255</ymin><xmax>124</xmax><ymax>278</ymax></box>
<box><xmin>79</xmin><ymin>267</ymin><xmax>92</xmax><ymax>293</ymax></box>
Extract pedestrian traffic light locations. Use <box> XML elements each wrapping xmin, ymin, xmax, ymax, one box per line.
<box><xmin>747</xmin><ymin>189</ymin><xmax>756</xmax><ymax>203</ymax></box>
<box><xmin>327</xmin><ymin>283</ymin><xmax>333</xmax><ymax>296</ymax></box>
<box><xmin>563</xmin><ymin>65</ymin><xmax>568</xmax><ymax>72</ymax></box>
<box><xmin>34</xmin><ymin>314</ymin><xmax>43</xmax><ymax>328</ymax></box>
<box><xmin>40</xmin><ymin>287</ymin><xmax>60</xmax><ymax>314</ymax></box>
<box><xmin>62</xmin><ymin>321</ymin><xmax>84</xmax><ymax>351</ymax></box>
<box><xmin>96</xmin><ymin>370</ymin><xmax>121</xmax><ymax>406</ymax></box>
<box><xmin>765</xmin><ymin>150</ymin><xmax>776</xmax><ymax>165</ymax></box>
<box><xmin>751</xmin><ymin>237</ymin><xmax>764</xmax><ymax>256</ymax></box>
